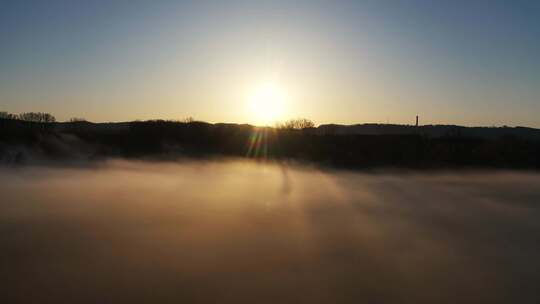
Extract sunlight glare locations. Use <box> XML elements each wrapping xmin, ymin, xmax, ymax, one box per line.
<box><xmin>247</xmin><ymin>83</ymin><xmax>287</xmax><ymax>125</ymax></box>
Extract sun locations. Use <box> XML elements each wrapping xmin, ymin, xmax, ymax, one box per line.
<box><xmin>247</xmin><ymin>82</ymin><xmax>287</xmax><ymax>125</ymax></box>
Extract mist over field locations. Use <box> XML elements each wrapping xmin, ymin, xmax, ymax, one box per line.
<box><xmin>1</xmin><ymin>160</ymin><xmax>539</xmax><ymax>303</ymax></box>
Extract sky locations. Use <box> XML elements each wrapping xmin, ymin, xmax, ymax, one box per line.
<box><xmin>1</xmin><ymin>0</ymin><xmax>539</xmax><ymax>126</ymax></box>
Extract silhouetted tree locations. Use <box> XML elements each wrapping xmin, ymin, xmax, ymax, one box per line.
<box><xmin>183</xmin><ymin>116</ymin><xmax>195</xmax><ymax>123</ymax></box>
<box><xmin>0</xmin><ymin>111</ymin><xmax>17</xmax><ymax>120</ymax></box>
<box><xmin>18</xmin><ymin>112</ymin><xmax>56</xmax><ymax>123</ymax></box>
<box><xmin>277</xmin><ymin>118</ymin><xmax>315</xmax><ymax>130</ymax></box>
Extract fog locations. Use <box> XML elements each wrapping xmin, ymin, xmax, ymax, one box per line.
<box><xmin>1</xmin><ymin>160</ymin><xmax>540</xmax><ymax>303</ymax></box>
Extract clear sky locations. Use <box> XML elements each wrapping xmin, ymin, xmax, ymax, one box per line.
<box><xmin>1</xmin><ymin>0</ymin><xmax>539</xmax><ymax>126</ymax></box>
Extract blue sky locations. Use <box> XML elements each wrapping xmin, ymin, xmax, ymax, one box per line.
<box><xmin>1</xmin><ymin>0</ymin><xmax>539</xmax><ymax>126</ymax></box>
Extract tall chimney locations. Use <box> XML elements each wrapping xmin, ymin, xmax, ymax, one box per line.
<box><xmin>416</xmin><ymin>115</ymin><xmax>419</xmax><ymax>127</ymax></box>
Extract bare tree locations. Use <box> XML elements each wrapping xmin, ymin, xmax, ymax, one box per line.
<box><xmin>276</xmin><ymin>118</ymin><xmax>315</xmax><ymax>130</ymax></box>
<box><xmin>183</xmin><ymin>116</ymin><xmax>195</xmax><ymax>123</ymax></box>
<box><xmin>69</xmin><ymin>117</ymin><xmax>87</xmax><ymax>122</ymax></box>
<box><xmin>0</xmin><ymin>111</ymin><xmax>17</xmax><ymax>120</ymax></box>
<box><xmin>18</xmin><ymin>112</ymin><xmax>56</xmax><ymax>123</ymax></box>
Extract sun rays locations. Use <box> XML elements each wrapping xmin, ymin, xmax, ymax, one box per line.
<box><xmin>246</xmin><ymin>128</ymin><xmax>271</xmax><ymax>159</ymax></box>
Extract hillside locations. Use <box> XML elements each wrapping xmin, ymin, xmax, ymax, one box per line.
<box><xmin>314</xmin><ymin>123</ymin><xmax>540</xmax><ymax>140</ymax></box>
<box><xmin>1</xmin><ymin>119</ymin><xmax>539</xmax><ymax>169</ymax></box>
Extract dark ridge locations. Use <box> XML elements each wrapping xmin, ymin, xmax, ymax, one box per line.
<box><xmin>1</xmin><ymin>118</ymin><xmax>540</xmax><ymax>169</ymax></box>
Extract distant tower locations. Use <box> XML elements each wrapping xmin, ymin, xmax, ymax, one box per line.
<box><xmin>416</xmin><ymin>115</ymin><xmax>419</xmax><ymax>127</ymax></box>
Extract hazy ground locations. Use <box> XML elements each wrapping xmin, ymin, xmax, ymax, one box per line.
<box><xmin>1</xmin><ymin>160</ymin><xmax>539</xmax><ymax>303</ymax></box>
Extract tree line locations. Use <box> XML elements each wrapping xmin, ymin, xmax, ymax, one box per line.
<box><xmin>0</xmin><ymin>111</ymin><xmax>56</xmax><ymax>123</ymax></box>
<box><xmin>1</xmin><ymin>110</ymin><xmax>319</xmax><ymax>130</ymax></box>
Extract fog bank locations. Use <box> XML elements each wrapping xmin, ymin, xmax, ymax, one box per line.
<box><xmin>1</xmin><ymin>160</ymin><xmax>539</xmax><ymax>303</ymax></box>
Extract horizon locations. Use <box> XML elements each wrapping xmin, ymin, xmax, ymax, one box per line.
<box><xmin>1</xmin><ymin>1</ymin><xmax>539</xmax><ymax>127</ymax></box>
<box><xmin>3</xmin><ymin>110</ymin><xmax>540</xmax><ymax>129</ymax></box>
